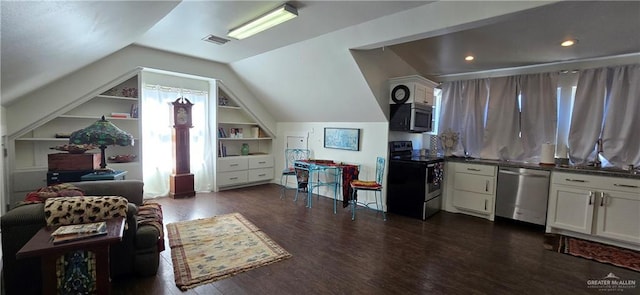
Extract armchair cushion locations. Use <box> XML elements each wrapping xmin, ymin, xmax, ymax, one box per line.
<box><xmin>44</xmin><ymin>196</ymin><xmax>128</xmax><ymax>226</ymax></box>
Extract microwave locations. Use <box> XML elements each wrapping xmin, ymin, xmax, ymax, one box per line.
<box><xmin>389</xmin><ymin>102</ymin><xmax>433</xmax><ymax>133</ymax></box>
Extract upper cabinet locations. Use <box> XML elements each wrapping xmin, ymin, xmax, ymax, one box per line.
<box><xmin>215</xmin><ymin>83</ymin><xmax>274</xmax><ymax>191</ymax></box>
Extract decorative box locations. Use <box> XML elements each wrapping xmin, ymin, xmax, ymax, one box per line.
<box><xmin>48</xmin><ymin>153</ymin><xmax>101</xmax><ymax>171</ymax></box>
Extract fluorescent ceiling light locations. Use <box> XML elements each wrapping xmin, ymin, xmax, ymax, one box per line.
<box><xmin>228</xmin><ymin>3</ymin><xmax>298</xmax><ymax>40</ymax></box>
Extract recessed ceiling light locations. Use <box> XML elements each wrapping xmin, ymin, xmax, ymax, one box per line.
<box><xmin>465</xmin><ymin>55</ymin><xmax>474</xmax><ymax>61</ymax></box>
<box><xmin>561</xmin><ymin>39</ymin><xmax>577</xmax><ymax>47</ymax></box>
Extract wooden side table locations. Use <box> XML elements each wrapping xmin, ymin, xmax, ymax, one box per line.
<box><xmin>17</xmin><ymin>217</ymin><xmax>125</xmax><ymax>295</ymax></box>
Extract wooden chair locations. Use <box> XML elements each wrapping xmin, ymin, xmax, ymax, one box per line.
<box><xmin>349</xmin><ymin>157</ymin><xmax>386</xmax><ymax>221</ymax></box>
<box><xmin>280</xmin><ymin>149</ymin><xmax>310</xmax><ymax>199</ymax></box>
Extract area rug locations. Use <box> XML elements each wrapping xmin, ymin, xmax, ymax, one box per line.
<box><xmin>166</xmin><ymin>213</ymin><xmax>292</xmax><ymax>290</ymax></box>
<box><xmin>544</xmin><ymin>234</ymin><xmax>640</xmax><ymax>272</ymax></box>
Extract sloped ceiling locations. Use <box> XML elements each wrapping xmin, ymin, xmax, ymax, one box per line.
<box><xmin>2</xmin><ymin>1</ymin><xmax>638</xmax><ymax>124</ymax></box>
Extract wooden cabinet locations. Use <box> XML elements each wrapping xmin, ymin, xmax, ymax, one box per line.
<box><xmin>7</xmin><ymin>73</ymin><xmax>142</xmax><ymax>207</ymax></box>
<box><xmin>449</xmin><ymin>162</ymin><xmax>497</xmax><ymax>220</ymax></box>
<box><xmin>215</xmin><ymin>83</ymin><xmax>274</xmax><ymax>191</ymax></box>
<box><xmin>547</xmin><ymin>172</ymin><xmax>640</xmax><ymax>248</ymax></box>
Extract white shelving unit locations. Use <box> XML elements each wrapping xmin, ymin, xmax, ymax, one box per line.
<box><xmin>216</xmin><ymin>85</ymin><xmax>274</xmax><ymax>191</ymax></box>
<box><xmin>8</xmin><ymin>73</ymin><xmax>142</xmax><ymax>207</ymax></box>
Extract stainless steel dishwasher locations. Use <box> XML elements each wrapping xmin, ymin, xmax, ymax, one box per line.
<box><xmin>496</xmin><ymin>167</ymin><xmax>550</xmax><ymax>225</ymax></box>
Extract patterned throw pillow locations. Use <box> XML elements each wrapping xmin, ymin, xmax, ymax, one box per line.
<box><xmin>24</xmin><ymin>183</ymin><xmax>85</xmax><ymax>203</ymax></box>
<box><xmin>44</xmin><ymin>196</ymin><xmax>128</xmax><ymax>227</ymax></box>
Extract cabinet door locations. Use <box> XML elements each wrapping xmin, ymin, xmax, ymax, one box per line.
<box><xmin>547</xmin><ymin>185</ymin><xmax>595</xmax><ymax>234</ymax></box>
<box><xmin>595</xmin><ymin>190</ymin><xmax>640</xmax><ymax>244</ymax></box>
<box><xmin>452</xmin><ymin>190</ymin><xmax>493</xmax><ymax>214</ymax></box>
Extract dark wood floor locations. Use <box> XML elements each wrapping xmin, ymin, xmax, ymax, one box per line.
<box><xmin>112</xmin><ymin>184</ymin><xmax>639</xmax><ymax>294</ymax></box>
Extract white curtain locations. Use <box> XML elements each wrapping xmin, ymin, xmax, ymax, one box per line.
<box><xmin>519</xmin><ymin>72</ymin><xmax>558</xmax><ymax>162</ymax></box>
<box><xmin>141</xmin><ymin>85</ymin><xmax>214</xmax><ymax>198</ymax></box>
<box><xmin>439</xmin><ymin>79</ymin><xmax>489</xmax><ymax>157</ymax></box>
<box><xmin>480</xmin><ymin>76</ymin><xmax>523</xmax><ymax>160</ymax></box>
<box><xmin>601</xmin><ymin>64</ymin><xmax>640</xmax><ymax>167</ymax></box>
<box><xmin>568</xmin><ymin>68</ymin><xmax>608</xmax><ymax>165</ymax></box>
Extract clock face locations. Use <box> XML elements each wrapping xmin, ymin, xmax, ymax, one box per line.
<box><xmin>176</xmin><ymin>107</ymin><xmax>188</xmax><ymax>125</ymax></box>
<box><xmin>391</xmin><ymin>85</ymin><xmax>410</xmax><ymax>104</ymax></box>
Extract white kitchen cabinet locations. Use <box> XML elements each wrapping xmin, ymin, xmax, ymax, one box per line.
<box><xmin>547</xmin><ymin>172</ymin><xmax>640</xmax><ymax>249</ymax></box>
<box><xmin>449</xmin><ymin>162</ymin><xmax>497</xmax><ymax>220</ymax></box>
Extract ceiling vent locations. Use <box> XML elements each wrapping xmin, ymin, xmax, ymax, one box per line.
<box><xmin>202</xmin><ymin>34</ymin><xmax>230</xmax><ymax>45</ymax></box>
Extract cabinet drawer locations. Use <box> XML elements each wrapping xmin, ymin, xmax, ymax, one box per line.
<box><xmin>218</xmin><ymin>171</ymin><xmax>248</xmax><ymax>186</ymax></box>
<box><xmin>454</xmin><ymin>172</ymin><xmax>495</xmax><ymax>195</ymax></box>
<box><xmin>552</xmin><ymin>172</ymin><xmax>640</xmax><ymax>195</ymax></box>
<box><xmin>453</xmin><ymin>190</ymin><xmax>493</xmax><ymax>215</ymax></box>
<box><xmin>248</xmin><ymin>168</ymin><xmax>274</xmax><ymax>182</ymax></box>
<box><xmin>248</xmin><ymin>156</ymin><xmax>274</xmax><ymax>169</ymax></box>
<box><xmin>455</xmin><ymin>163</ymin><xmax>496</xmax><ymax>176</ymax></box>
<box><xmin>218</xmin><ymin>157</ymin><xmax>249</xmax><ymax>172</ymax></box>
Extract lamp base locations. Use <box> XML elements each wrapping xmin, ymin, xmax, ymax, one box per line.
<box><xmin>170</xmin><ymin>173</ymin><xmax>195</xmax><ymax>198</ymax></box>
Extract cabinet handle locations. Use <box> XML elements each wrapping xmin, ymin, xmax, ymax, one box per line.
<box><xmin>258</xmin><ymin>174</ymin><xmax>266</xmax><ymax>177</ymax></box>
<box><xmin>484</xmin><ymin>200</ymin><xmax>488</xmax><ymax>210</ymax></box>
<box><xmin>485</xmin><ymin>180</ymin><xmax>489</xmax><ymax>192</ymax></box>
<box><xmin>258</xmin><ymin>161</ymin><xmax>266</xmax><ymax>164</ymax></box>
<box><xmin>614</xmin><ymin>183</ymin><xmax>638</xmax><ymax>188</ymax></box>
<box><xmin>229</xmin><ymin>177</ymin><xmax>238</xmax><ymax>180</ymax></box>
<box><xmin>467</xmin><ymin>168</ymin><xmax>481</xmax><ymax>171</ymax></box>
<box><xmin>588</xmin><ymin>191</ymin><xmax>594</xmax><ymax>205</ymax></box>
<box><xmin>565</xmin><ymin>178</ymin><xmax>587</xmax><ymax>183</ymax></box>
<box><xmin>230</xmin><ymin>164</ymin><xmax>239</xmax><ymax>167</ymax></box>
<box><xmin>600</xmin><ymin>192</ymin><xmax>606</xmax><ymax>207</ymax></box>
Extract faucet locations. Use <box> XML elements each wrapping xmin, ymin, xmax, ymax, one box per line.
<box><xmin>593</xmin><ymin>138</ymin><xmax>603</xmax><ymax>167</ymax></box>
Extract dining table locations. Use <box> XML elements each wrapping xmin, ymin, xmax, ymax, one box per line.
<box><xmin>294</xmin><ymin>159</ymin><xmax>359</xmax><ymax>213</ymax></box>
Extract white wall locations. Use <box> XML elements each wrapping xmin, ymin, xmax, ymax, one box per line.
<box><xmin>276</xmin><ymin>122</ymin><xmax>389</xmax><ymax>210</ymax></box>
<box><xmin>6</xmin><ymin>45</ymin><xmax>276</xmax><ymax>139</ymax></box>
<box><xmin>1</xmin><ymin>106</ymin><xmax>5</xmax><ymax>215</ymax></box>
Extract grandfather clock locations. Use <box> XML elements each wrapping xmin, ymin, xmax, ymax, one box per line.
<box><xmin>170</xmin><ymin>97</ymin><xmax>196</xmax><ymax>198</ymax></box>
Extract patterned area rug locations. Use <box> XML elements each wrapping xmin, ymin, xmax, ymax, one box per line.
<box><xmin>544</xmin><ymin>234</ymin><xmax>640</xmax><ymax>272</ymax></box>
<box><xmin>166</xmin><ymin>213</ymin><xmax>292</xmax><ymax>290</ymax></box>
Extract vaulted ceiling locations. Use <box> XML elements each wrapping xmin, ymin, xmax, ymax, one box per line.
<box><xmin>2</xmin><ymin>1</ymin><xmax>639</xmax><ymax>124</ymax></box>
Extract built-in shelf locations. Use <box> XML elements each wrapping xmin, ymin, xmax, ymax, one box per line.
<box><xmin>218</xmin><ymin>105</ymin><xmax>241</xmax><ymax>110</ymax></box>
<box><xmin>219</xmin><ymin>138</ymin><xmax>272</xmax><ymax>141</ymax></box>
<box><xmin>95</xmin><ymin>95</ymin><xmax>138</xmax><ymax>101</ymax></box>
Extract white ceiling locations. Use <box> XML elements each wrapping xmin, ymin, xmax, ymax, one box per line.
<box><xmin>2</xmin><ymin>0</ymin><xmax>639</xmax><ymax>112</ymax></box>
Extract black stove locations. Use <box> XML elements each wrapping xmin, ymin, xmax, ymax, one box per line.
<box><xmin>389</xmin><ymin>141</ymin><xmax>442</xmax><ymax>163</ymax></box>
<box><xmin>387</xmin><ymin>141</ymin><xmax>444</xmax><ymax>220</ymax></box>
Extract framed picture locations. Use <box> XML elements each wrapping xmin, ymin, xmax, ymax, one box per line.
<box><xmin>324</xmin><ymin>128</ymin><xmax>360</xmax><ymax>151</ymax></box>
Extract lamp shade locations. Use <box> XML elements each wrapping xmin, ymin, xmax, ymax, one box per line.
<box><xmin>69</xmin><ymin>116</ymin><xmax>134</xmax><ymax>147</ymax></box>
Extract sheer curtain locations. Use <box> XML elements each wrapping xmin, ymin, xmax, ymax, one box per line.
<box><xmin>141</xmin><ymin>85</ymin><xmax>214</xmax><ymax>198</ymax></box>
<box><xmin>439</xmin><ymin>79</ymin><xmax>489</xmax><ymax>157</ymax></box>
<box><xmin>480</xmin><ymin>76</ymin><xmax>523</xmax><ymax>160</ymax></box>
<box><xmin>601</xmin><ymin>64</ymin><xmax>640</xmax><ymax>167</ymax></box>
<box><xmin>519</xmin><ymin>72</ymin><xmax>558</xmax><ymax>162</ymax></box>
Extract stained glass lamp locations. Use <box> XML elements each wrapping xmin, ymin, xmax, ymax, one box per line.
<box><xmin>69</xmin><ymin>116</ymin><xmax>134</xmax><ymax>171</ymax></box>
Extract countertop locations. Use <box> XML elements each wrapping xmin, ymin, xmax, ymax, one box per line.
<box><xmin>445</xmin><ymin>156</ymin><xmax>640</xmax><ymax>180</ymax></box>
